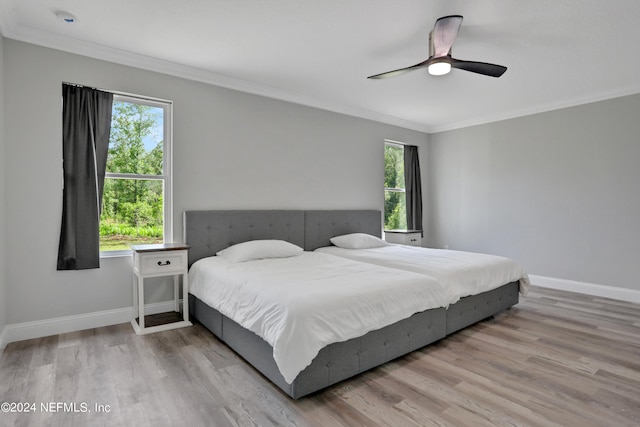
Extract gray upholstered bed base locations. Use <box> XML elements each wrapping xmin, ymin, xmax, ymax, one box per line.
<box><xmin>183</xmin><ymin>210</ymin><xmax>520</xmax><ymax>399</ymax></box>
<box><xmin>189</xmin><ymin>282</ymin><xmax>518</xmax><ymax>399</ymax></box>
<box><xmin>189</xmin><ymin>295</ymin><xmax>448</xmax><ymax>399</ymax></box>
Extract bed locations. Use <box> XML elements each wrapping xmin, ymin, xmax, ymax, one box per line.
<box><xmin>316</xmin><ymin>242</ymin><xmax>530</xmax><ymax>333</ymax></box>
<box><xmin>184</xmin><ymin>210</ymin><xmax>524</xmax><ymax>398</ymax></box>
<box><xmin>189</xmin><ymin>250</ymin><xmax>454</xmax><ymax>385</ymax></box>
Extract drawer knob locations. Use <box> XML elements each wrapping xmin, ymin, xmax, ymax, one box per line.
<box><xmin>157</xmin><ymin>260</ymin><xmax>171</xmax><ymax>266</ymax></box>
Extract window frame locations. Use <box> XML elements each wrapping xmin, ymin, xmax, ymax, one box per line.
<box><xmin>100</xmin><ymin>93</ymin><xmax>173</xmax><ymax>257</ymax></box>
<box><xmin>384</xmin><ymin>140</ymin><xmax>407</xmax><ymax>230</ymax></box>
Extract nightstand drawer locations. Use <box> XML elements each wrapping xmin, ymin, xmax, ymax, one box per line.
<box><xmin>384</xmin><ymin>230</ymin><xmax>422</xmax><ymax>246</ymax></box>
<box><xmin>139</xmin><ymin>251</ymin><xmax>187</xmax><ymax>275</ymax></box>
<box><xmin>405</xmin><ymin>234</ymin><xmax>421</xmax><ymax>246</ymax></box>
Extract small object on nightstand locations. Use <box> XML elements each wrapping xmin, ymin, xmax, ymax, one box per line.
<box><xmin>384</xmin><ymin>230</ymin><xmax>422</xmax><ymax>246</ymax></box>
<box><xmin>130</xmin><ymin>243</ymin><xmax>192</xmax><ymax>335</ymax></box>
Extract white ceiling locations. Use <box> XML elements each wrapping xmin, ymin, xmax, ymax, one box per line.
<box><xmin>1</xmin><ymin>0</ymin><xmax>640</xmax><ymax>133</ymax></box>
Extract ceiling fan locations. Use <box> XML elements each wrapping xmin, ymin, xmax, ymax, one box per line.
<box><xmin>367</xmin><ymin>15</ymin><xmax>507</xmax><ymax>79</ymax></box>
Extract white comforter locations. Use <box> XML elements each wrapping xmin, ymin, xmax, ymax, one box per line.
<box><xmin>189</xmin><ymin>252</ymin><xmax>453</xmax><ymax>384</ymax></box>
<box><xmin>315</xmin><ymin>245</ymin><xmax>530</xmax><ymax>303</ymax></box>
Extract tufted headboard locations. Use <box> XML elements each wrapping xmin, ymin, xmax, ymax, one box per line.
<box><xmin>183</xmin><ymin>209</ymin><xmax>381</xmax><ymax>266</ymax></box>
<box><xmin>303</xmin><ymin>210</ymin><xmax>381</xmax><ymax>250</ymax></box>
<box><xmin>183</xmin><ymin>210</ymin><xmax>305</xmax><ymax>266</ymax></box>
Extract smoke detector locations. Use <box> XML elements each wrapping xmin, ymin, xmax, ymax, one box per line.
<box><xmin>56</xmin><ymin>12</ymin><xmax>77</xmax><ymax>24</ymax></box>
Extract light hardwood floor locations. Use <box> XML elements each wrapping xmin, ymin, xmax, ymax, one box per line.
<box><xmin>1</xmin><ymin>286</ymin><xmax>639</xmax><ymax>427</ymax></box>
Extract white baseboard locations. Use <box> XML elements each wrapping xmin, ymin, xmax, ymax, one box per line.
<box><xmin>3</xmin><ymin>276</ymin><xmax>639</xmax><ymax>349</ymax></box>
<box><xmin>0</xmin><ymin>326</ymin><xmax>7</xmax><ymax>350</ymax></box>
<box><xmin>0</xmin><ymin>300</ymin><xmax>181</xmax><ymax>348</ymax></box>
<box><xmin>530</xmin><ymin>275</ymin><xmax>640</xmax><ymax>304</ymax></box>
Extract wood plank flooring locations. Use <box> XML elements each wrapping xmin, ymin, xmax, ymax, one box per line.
<box><xmin>1</xmin><ymin>286</ymin><xmax>639</xmax><ymax>426</ymax></box>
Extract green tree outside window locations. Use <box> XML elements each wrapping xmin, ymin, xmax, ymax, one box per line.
<box><xmin>384</xmin><ymin>144</ymin><xmax>407</xmax><ymax>230</ymax></box>
<box><xmin>100</xmin><ymin>101</ymin><xmax>165</xmax><ymax>251</ymax></box>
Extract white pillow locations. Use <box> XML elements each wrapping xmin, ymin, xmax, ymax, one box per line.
<box><xmin>329</xmin><ymin>233</ymin><xmax>390</xmax><ymax>249</ymax></box>
<box><xmin>216</xmin><ymin>240</ymin><xmax>303</xmax><ymax>262</ymax></box>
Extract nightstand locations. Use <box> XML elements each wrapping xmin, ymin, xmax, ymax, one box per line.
<box><xmin>130</xmin><ymin>243</ymin><xmax>192</xmax><ymax>335</ymax></box>
<box><xmin>384</xmin><ymin>230</ymin><xmax>422</xmax><ymax>246</ymax></box>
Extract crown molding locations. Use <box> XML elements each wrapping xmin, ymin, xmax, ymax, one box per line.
<box><xmin>5</xmin><ymin>9</ymin><xmax>639</xmax><ymax>136</ymax></box>
<box><xmin>0</xmin><ymin>0</ymin><xmax>15</xmax><ymax>36</ymax></box>
<box><xmin>2</xmin><ymin>20</ymin><xmax>432</xmax><ymax>134</ymax></box>
<box><xmin>429</xmin><ymin>85</ymin><xmax>640</xmax><ymax>133</ymax></box>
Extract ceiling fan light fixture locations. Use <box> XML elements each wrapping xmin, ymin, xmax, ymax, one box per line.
<box><xmin>428</xmin><ymin>62</ymin><xmax>451</xmax><ymax>76</ymax></box>
<box><xmin>367</xmin><ymin>15</ymin><xmax>507</xmax><ymax>80</ymax></box>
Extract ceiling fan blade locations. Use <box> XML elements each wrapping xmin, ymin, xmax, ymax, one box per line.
<box><xmin>432</xmin><ymin>15</ymin><xmax>463</xmax><ymax>57</ymax></box>
<box><xmin>367</xmin><ymin>59</ymin><xmax>429</xmax><ymax>79</ymax></box>
<box><xmin>450</xmin><ymin>58</ymin><xmax>507</xmax><ymax>77</ymax></box>
<box><xmin>367</xmin><ymin>14</ymin><xmax>507</xmax><ymax>80</ymax></box>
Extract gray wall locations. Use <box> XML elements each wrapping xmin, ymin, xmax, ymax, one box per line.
<box><xmin>7</xmin><ymin>34</ymin><xmax>635</xmax><ymax>330</ymax></box>
<box><xmin>428</xmin><ymin>94</ymin><xmax>640</xmax><ymax>291</ymax></box>
<box><xmin>0</xmin><ymin>35</ymin><xmax>7</xmax><ymax>338</ymax></box>
<box><xmin>3</xmin><ymin>39</ymin><xmax>427</xmax><ymax>324</ymax></box>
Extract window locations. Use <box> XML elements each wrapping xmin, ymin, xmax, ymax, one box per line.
<box><xmin>100</xmin><ymin>95</ymin><xmax>172</xmax><ymax>254</ymax></box>
<box><xmin>384</xmin><ymin>141</ymin><xmax>407</xmax><ymax>230</ymax></box>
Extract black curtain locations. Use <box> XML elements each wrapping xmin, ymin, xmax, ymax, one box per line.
<box><xmin>57</xmin><ymin>84</ymin><xmax>113</xmax><ymax>270</ymax></box>
<box><xmin>404</xmin><ymin>145</ymin><xmax>423</xmax><ymax>235</ymax></box>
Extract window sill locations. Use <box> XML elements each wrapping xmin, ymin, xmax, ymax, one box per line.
<box><xmin>100</xmin><ymin>250</ymin><xmax>132</xmax><ymax>259</ymax></box>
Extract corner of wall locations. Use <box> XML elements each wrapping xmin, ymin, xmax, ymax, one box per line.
<box><xmin>0</xmin><ymin>34</ymin><xmax>8</xmax><ymax>346</ymax></box>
